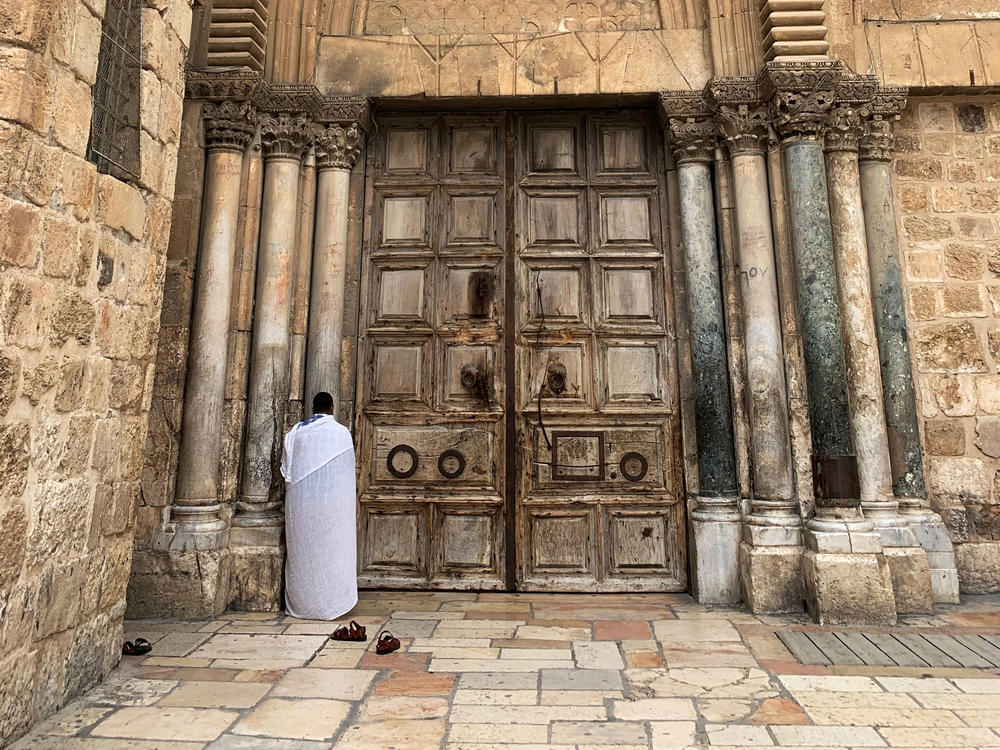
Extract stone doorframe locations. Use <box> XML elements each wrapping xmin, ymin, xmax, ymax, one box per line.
<box><xmin>148</xmin><ymin>60</ymin><xmax>960</xmax><ymax>624</ymax></box>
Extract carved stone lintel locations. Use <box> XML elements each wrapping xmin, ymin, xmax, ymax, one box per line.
<box><xmin>317</xmin><ymin>96</ymin><xmax>373</xmax><ymax>131</ymax></box>
<box><xmin>185</xmin><ymin>68</ymin><xmax>263</xmax><ymax>101</ymax></box>
<box><xmin>259</xmin><ymin>113</ymin><xmax>312</xmax><ymax>161</ymax></box>
<box><xmin>706</xmin><ymin>77</ymin><xmax>768</xmax><ymax>156</ymax></box>
<box><xmin>760</xmin><ymin>61</ymin><xmax>843</xmax><ymax>142</ymax></box>
<box><xmin>315</xmin><ymin>122</ymin><xmax>365</xmax><ymax>170</ymax></box>
<box><xmin>203</xmin><ymin>101</ymin><xmax>257</xmax><ymax>153</ymax></box>
<box><xmin>659</xmin><ymin>91</ymin><xmax>715</xmax><ymax>164</ymax></box>
<box><xmin>254</xmin><ymin>82</ymin><xmax>324</xmax><ymax>115</ymax></box>
<box><xmin>860</xmin><ymin>87</ymin><xmax>908</xmax><ymax>162</ymax></box>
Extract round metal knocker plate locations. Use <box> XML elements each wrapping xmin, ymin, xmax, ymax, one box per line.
<box><xmin>387</xmin><ymin>444</ymin><xmax>419</xmax><ymax>479</ymax></box>
<box><xmin>438</xmin><ymin>449</ymin><xmax>466</xmax><ymax>479</ymax></box>
<box><xmin>619</xmin><ymin>451</ymin><xmax>648</xmax><ymax>482</ymax></box>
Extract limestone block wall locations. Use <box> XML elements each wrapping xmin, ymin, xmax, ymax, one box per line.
<box><xmin>0</xmin><ymin>0</ymin><xmax>192</xmax><ymax>742</ymax></box>
<box><xmin>895</xmin><ymin>96</ymin><xmax>1000</xmax><ymax>594</ymax></box>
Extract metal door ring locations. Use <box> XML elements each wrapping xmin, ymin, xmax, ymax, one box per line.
<box><xmin>438</xmin><ymin>449</ymin><xmax>466</xmax><ymax>479</ymax></box>
<box><xmin>619</xmin><ymin>452</ymin><xmax>648</xmax><ymax>482</ymax></box>
<box><xmin>387</xmin><ymin>444</ymin><xmax>419</xmax><ymax>479</ymax></box>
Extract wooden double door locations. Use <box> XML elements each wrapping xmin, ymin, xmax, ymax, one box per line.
<box><xmin>356</xmin><ymin>109</ymin><xmax>686</xmax><ymax>592</ymax></box>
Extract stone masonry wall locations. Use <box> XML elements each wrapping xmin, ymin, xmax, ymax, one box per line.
<box><xmin>895</xmin><ymin>96</ymin><xmax>1000</xmax><ymax>594</ymax></box>
<box><xmin>0</xmin><ymin>0</ymin><xmax>192</xmax><ymax>742</ymax></box>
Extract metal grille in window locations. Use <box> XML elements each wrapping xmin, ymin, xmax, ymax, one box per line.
<box><xmin>87</xmin><ymin>0</ymin><xmax>141</xmax><ymax>180</ymax></box>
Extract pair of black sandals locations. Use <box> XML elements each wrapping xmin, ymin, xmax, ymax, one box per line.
<box><xmin>122</xmin><ymin>638</ymin><xmax>152</xmax><ymax>655</ymax></box>
<box><xmin>330</xmin><ymin>620</ymin><xmax>400</xmax><ymax>654</ymax></box>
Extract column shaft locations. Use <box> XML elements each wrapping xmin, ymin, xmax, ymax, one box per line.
<box><xmin>235</xmin><ymin>156</ymin><xmax>301</xmax><ymax>532</ymax></box>
<box><xmin>305</xmin><ymin>166</ymin><xmax>351</xmax><ymax>412</ymax></box>
<box><xmin>677</xmin><ymin>161</ymin><xmax>738</xmax><ymax>497</ymax></box>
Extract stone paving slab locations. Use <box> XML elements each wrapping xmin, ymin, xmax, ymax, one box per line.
<box><xmin>11</xmin><ymin>592</ymin><xmax>1000</xmax><ymax>750</ymax></box>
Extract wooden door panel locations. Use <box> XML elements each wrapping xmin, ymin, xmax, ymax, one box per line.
<box><xmin>368</xmin><ymin>422</ymin><xmax>501</xmax><ymax>491</ymax></box>
<box><xmin>359</xmin><ymin>504</ymin><xmax>427</xmax><ymax>581</ymax></box>
<box><xmin>432</xmin><ymin>504</ymin><xmax>505</xmax><ymax>588</ymax></box>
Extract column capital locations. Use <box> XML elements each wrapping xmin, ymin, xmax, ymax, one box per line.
<box><xmin>202</xmin><ymin>101</ymin><xmax>257</xmax><ymax>153</ymax></box>
<box><xmin>759</xmin><ymin>60</ymin><xmax>842</xmax><ymax>142</ymax></box>
<box><xmin>259</xmin><ymin>113</ymin><xmax>313</xmax><ymax>160</ymax></box>
<box><xmin>659</xmin><ymin>91</ymin><xmax>715</xmax><ymax>164</ymax></box>
<box><xmin>706</xmin><ymin>77</ymin><xmax>768</xmax><ymax>156</ymax></box>
<box><xmin>314</xmin><ymin>96</ymin><xmax>371</xmax><ymax>170</ymax></box>
<box><xmin>860</xmin><ymin>87</ymin><xmax>908</xmax><ymax>162</ymax></box>
<box><xmin>824</xmin><ymin>75</ymin><xmax>879</xmax><ymax>153</ymax></box>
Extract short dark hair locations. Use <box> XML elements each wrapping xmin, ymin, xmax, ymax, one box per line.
<box><xmin>312</xmin><ymin>392</ymin><xmax>334</xmax><ymax>413</ymax></box>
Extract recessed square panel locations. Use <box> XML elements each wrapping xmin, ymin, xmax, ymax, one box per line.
<box><xmin>523</xmin><ymin>341</ymin><xmax>590</xmax><ymax>408</ymax></box>
<box><xmin>604</xmin><ymin>267</ymin><xmax>655</xmax><ymax>322</ymax></box>
<box><xmin>601</xmin><ymin>195</ymin><xmax>651</xmax><ymax>244</ymax></box>
<box><xmin>376</xmin><ymin>267</ymin><xmax>427</xmax><ymax>322</ymax></box>
<box><xmin>552</xmin><ymin>431</ymin><xmax>605</xmax><ymax>481</ymax></box>
<box><xmin>361</xmin><ymin>506</ymin><xmax>425</xmax><ymax>573</ymax></box>
<box><xmin>605</xmin><ymin>344</ymin><xmax>660</xmax><ymax>402</ymax></box>
<box><xmin>382</xmin><ymin>196</ymin><xmax>428</xmax><ymax>245</ymax></box>
<box><xmin>448</xmin><ymin>194</ymin><xmax>497</xmax><ymax>246</ymax></box>
<box><xmin>607</xmin><ymin>510</ymin><xmax>670</xmax><ymax>572</ymax></box>
<box><xmin>386</xmin><ymin>128</ymin><xmax>429</xmax><ymax>173</ymax></box>
<box><xmin>599</xmin><ymin>126</ymin><xmax>647</xmax><ymax>173</ymax></box>
<box><xmin>526</xmin><ymin>510</ymin><xmax>594</xmax><ymax>575</ymax></box>
<box><xmin>450</xmin><ymin>127</ymin><xmax>497</xmax><ymax>174</ymax></box>
<box><xmin>530</xmin><ymin>127</ymin><xmax>577</xmax><ymax>172</ymax></box>
<box><xmin>527</xmin><ymin>194</ymin><xmax>582</xmax><ymax>247</ymax></box>
<box><xmin>442</xmin><ymin>342</ymin><xmax>495</xmax><ymax>407</ymax></box>
<box><xmin>437</xmin><ymin>509</ymin><xmax>498</xmax><ymax>570</ymax></box>
<box><xmin>528</xmin><ymin>266</ymin><xmax>584</xmax><ymax>324</ymax></box>
<box><xmin>373</xmin><ymin>342</ymin><xmax>425</xmax><ymax>401</ymax></box>
<box><xmin>442</xmin><ymin>264</ymin><xmax>499</xmax><ymax>323</ymax></box>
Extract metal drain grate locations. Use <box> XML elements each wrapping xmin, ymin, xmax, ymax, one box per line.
<box><xmin>776</xmin><ymin>630</ymin><xmax>1000</xmax><ymax>668</ymax></box>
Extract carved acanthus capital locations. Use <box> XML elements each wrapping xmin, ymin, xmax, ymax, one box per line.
<box><xmin>760</xmin><ymin>61</ymin><xmax>842</xmax><ymax>142</ymax></box>
<box><xmin>202</xmin><ymin>101</ymin><xmax>257</xmax><ymax>153</ymax></box>
<box><xmin>259</xmin><ymin>113</ymin><xmax>312</xmax><ymax>160</ymax></box>
<box><xmin>315</xmin><ymin>122</ymin><xmax>365</xmax><ymax>170</ymax></box>
<box><xmin>707</xmin><ymin>77</ymin><xmax>768</xmax><ymax>156</ymax></box>
<box><xmin>823</xmin><ymin>75</ymin><xmax>877</xmax><ymax>153</ymax></box>
<box><xmin>185</xmin><ymin>68</ymin><xmax>263</xmax><ymax>101</ymax></box>
<box><xmin>659</xmin><ymin>91</ymin><xmax>715</xmax><ymax>164</ymax></box>
<box><xmin>860</xmin><ymin>87</ymin><xmax>908</xmax><ymax>162</ymax></box>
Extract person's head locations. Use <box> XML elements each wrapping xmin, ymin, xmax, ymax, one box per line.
<box><xmin>312</xmin><ymin>391</ymin><xmax>334</xmax><ymax>415</ymax></box>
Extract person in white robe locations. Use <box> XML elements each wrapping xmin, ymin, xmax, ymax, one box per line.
<box><xmin>280</xmin><ymin>391</ymin><xmax>358</xmax><ymax>620</ymax></box>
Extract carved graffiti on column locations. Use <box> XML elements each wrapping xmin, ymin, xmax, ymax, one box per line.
<box><xmin>659</xmin><ymin>92</ymin><xmax>715</xmax><ymax>164</ymax></box>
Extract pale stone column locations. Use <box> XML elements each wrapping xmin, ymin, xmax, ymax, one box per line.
<box><xmin>662</xmin><ymin>94</ymin><xmax>741</xmax><ymax>604</ymax></box>
<box><xmin>305</xmin><ymin>103</ymin><xmax>368</xmax><ymax>415</ymax></box>
<box><xmin>859</xmin><ymin>90</ymin><xmax>960</xmax><ymax>604</ymax></box>
<box><xmin>763</xmin><ymin>61</ymin><xmax>896</xmax><ymax>626</ymax></box>
<box><xmin>230</xmin><ymin>112</ymin><xmax>311</xmax><ymax>609</ymax></box>
<box><xmin>710</xmin><ymin>80</ymin><xmax>803</xmax><ymax>613</ymax></box>
<box><xmin>824</xmin><ymin>82</ymin><xmax>933</xmax><ymax>614</ymax></box>
<box><xmin>157</xmin><ymin>101</ymin><xmax>256</xmax><ymax>551</ymax></box>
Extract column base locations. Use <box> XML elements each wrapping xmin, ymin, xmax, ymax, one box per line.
<box><xmin>229</xmin><ymin>545</ymin><xmax>285</xmax><ymax>612</ymax></box>
<box><xmin>690</xmin><ymin>495</ymin><xmax>742</xmax><ymax>605</ymax></box>
<box><xmin>802</xmin><ymin>518</ymin><xmax>897</xmax><ymax>626</ymax></box>
<box><xmin>903</xmin><ymin>507</ymin><xmax>961</xmax><ymax>604</ymax></box>
<box><xmin>153</xmin><ymin>521</ymin><xmax>229</xmax><ymax>552</ymax></box>
<box><xmin>738</xmin><ymin>541</ymin><xmax>805</xmax><ymax>614</ymax></box>
<box><xmin>866</xmin><ymin>512</ymin><xmax>934</xmax><ymax>614</ymax></box>
<box><xmin>126</xmin><ymin>548</ymin><xmax>232</xmax><ymax>618</ymax></box>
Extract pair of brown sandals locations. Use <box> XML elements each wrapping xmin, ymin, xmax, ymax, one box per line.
<box><xmin>331</xmin><ymin>620</ymin><xmax>400</xmax><ymax>654</ymax></box>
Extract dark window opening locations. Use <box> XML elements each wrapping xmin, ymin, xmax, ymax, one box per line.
<box><xmin>87</xmin><ymin>0</ymin><xmax>141</xmax><ymax>181</ymax></box>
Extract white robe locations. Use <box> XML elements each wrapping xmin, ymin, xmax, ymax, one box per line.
<box><xmin>280</xmin><ymin>414</ymin><xmax>358</xmax><ymax>620</ymax></box>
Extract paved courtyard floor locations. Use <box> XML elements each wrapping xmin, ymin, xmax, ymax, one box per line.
<box><xmin>11</xmin><ymin>592</ymin><xmax>1000</xmax><ymax>750</ymax></box>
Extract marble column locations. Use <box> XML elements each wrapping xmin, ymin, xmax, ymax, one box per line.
<box><xmin>859</xmin><ymin>89</ymin><xmax>961</xmax><ymax>604</ymax></box>
<box><xmin>662</xmin><ymin>94</ymin><xmax>741</xmax><ymax>604</ymax></box>
<box><xmin>711</xmin><ymin>81</ymin><xmax>803</xmax><ymax>613</ymax></box>
<box><xmin>156</xmin><ymin>101</ymin><xmax>256</xmax><ymax>553</ymax></box>
<box><xmin>764</xmin><ymin>61</ymin><xmax>896</xmax><ymax>625</ymax></box>
<box><xmin>305</xmin><ymin>108</ymin><xmax>367</xmax><ymax>415</ymax></box>
<box><xmin>825</xmin><ymin>82</ymin><xmax>932</xmax><ymax>614</ymax></box>
<box><xmin>230</xmin><ymin>112</ymin><xmax>311</xmax><ymax>609</ymax></box>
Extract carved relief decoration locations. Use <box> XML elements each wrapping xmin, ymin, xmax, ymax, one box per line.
<box><xmin>203</xmin><ymin>101</ymin><xmax>257</xmax><ymax>153</ymax></box>
<box><xmin>860</xmin><ymin>87</ymin><xmax>908</xmax><ymax>163</ymax></box>
<box><xmin>185</xmin><ymin>68</ymin><xmax>263</xmax><ymax>101</ymax></box>
<box><xmin>707</xmin><ymin>77</ymin><xmax>767</xmax><ymax>156</ymax></box>
<box><xmin>315</xmin><ymin>122</ymin><xmax>365</xmax><ymax>169</ymax></box>
<box><xmin>659</xmin><ymin>92</ymin><xmax>715</xmax><ymax>164</ymax></box>
<box><xmin>760</xmin><ymin>61</ymin><xmax>842</xmax><ymax>141</ymax></box>
<box><xmin>254</xmin><ymin>82</ymin><xmax>324</xmax><ymax>114</ymax></box>
<box><xmin>259</xmin><ymin>113</ymin><xmax>313</xmax><ymax>160</ymax></box>
<box><xmin>317</xmin><ymin>96</ymin><xmax>373</xmax><ymax>130</ymax></box>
